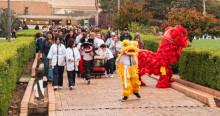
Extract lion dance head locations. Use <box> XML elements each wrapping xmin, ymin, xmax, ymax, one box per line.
<box><xmin>163</xmin><ymin>25</ymin><xmax>188</xmax><ymax>48</ymax></box>
<box><xmin>119</xmin><ymin>40</ymin><xmax>139</xmax><ymax>56</ymax></box>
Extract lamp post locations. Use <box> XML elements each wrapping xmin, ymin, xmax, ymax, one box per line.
<box><xmin>7</xmin><ymin>0</ymin><xmax>11</xmax><ymax>40</ymax></box>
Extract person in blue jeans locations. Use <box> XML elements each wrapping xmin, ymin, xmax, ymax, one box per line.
<box><xmin>66</xmin><ymin>39</ymin><xmax>81</xmax><ymax>90</ymax></box>
<box><xmin>42</xmin><ymin>32</ymin><xmax>53</xmax><ymax>81</ymax></box>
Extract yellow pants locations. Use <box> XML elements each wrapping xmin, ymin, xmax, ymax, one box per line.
<box><xmin>117</xmin><ymin>63</ymin><xmax>140</xmax><ymax>97</ymax></box>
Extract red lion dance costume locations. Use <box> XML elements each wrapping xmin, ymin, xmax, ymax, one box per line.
<box><xmin>138</xmin><ymin>25</ymin><xmax>188</xmax><ymax>88</ymax></box>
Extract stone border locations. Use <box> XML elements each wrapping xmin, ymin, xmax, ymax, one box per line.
<box><xmin>20</xmin><ymin>78</ymin><xmax>35</xmax><ymax>116</ymax></box>
<box><xmin>150</xmin><ymin>75</ymin><xmax>217</xmax><ymax>108</ymax></box>
<box><xmin>31</xmin><ymin>53</ymin><xmax>39</xmax><ymax>77</ymax></box>
<box><xmin>48</xmin><ymin>83</ymin><xmax>56</xmax><ymax>116</ymax></box>
<box><xmin>172</xmin><ymin>75</ymin><xmax>220</xmax><ymax>98</ymax></box>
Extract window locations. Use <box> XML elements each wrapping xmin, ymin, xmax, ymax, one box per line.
<box><xmin>24</xmin><ymin>7</ymin><xmax>28</xmax><ymax>15</ymax></box>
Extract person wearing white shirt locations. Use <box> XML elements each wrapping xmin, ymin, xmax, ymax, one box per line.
<box><xmin>47</xmin><ymin>35</ymin><xmax>66</xmax><ymax>90</ymax></box>
<box><xmin>94</xmin><ymin>37</ymin><xmax>104</xmax><ymax>48</ymax></box>
<box><xmin>75</xmin><ymin>32</ymin><xmax>83</xmax><ymax>44</ymax></box>
<box><xmin>66</xmin><ymin>39</ymin><xmax>81</xmax><ymax>90</ymax></box>
<box><xmin>105</xmin><ymin>32</ymin><xmax>116</xmax><ymax>56</ymax></box>
<box><xmin>100</xmin><ymin>44</ymin><xmax>115</xmax><ymax>78</ymax></box>
<box><xmin>94</xmin><ymin>33</ymin><xmax>105</xmax><ymax>48</ymax></box>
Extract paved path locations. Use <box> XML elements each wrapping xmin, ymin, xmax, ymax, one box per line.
<box><xmin>54</xmin><ymin>74</ymin><xmax>220</xmax><ymax>116</ymax></box>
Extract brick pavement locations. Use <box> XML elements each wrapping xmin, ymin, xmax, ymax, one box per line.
<box><xmin>54</xmin><ymin>74</ymin><xmax>220</xmax><ymax>116</ymax></box>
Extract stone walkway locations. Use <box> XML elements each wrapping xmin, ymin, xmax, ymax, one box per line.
<box><xmin>54</xmin><ymin>74</ymin><xmax>220</xmax><ymax>116</ymax></box>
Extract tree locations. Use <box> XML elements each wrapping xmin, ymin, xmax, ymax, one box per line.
<box><xmin>143</xmin><ymin>0</ymin><xmax>172</xmax><ymax>19</ymax></box>
<box><xmin>0</xmin><ymin>8</ymin><xmax>21</xmax><ymax>38</ymax></box>
<box><xmin>113</xmin><ymin>0</ymin><xmax>152</xmax><ymax>29</ymax></box>
<box><xmin>162</xmin><ymin>8</ymin><xmax>220</xmax><ymax>41</ymax></box>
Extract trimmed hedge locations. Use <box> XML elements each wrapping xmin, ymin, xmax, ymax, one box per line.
<box><xmin>179</xmin><ymin>48</ymin><xmax>220</xmax><ymax>90</ymax></box>
<box><xmin>16</xmin><ymin>29</ymin><xmax>41</xmax><ymax>37</ymax></box>
<box><xmin>0</xmin><ymin>37</ymin><xmax>34</xmax><ymax>115</ymax></box>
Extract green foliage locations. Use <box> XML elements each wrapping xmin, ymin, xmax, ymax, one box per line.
<box><xmin>128</xmin><ymin>22</ymin><xmax>151</xmax><ymax>34</ymax></box>
<box><xmin>179</xmin><ymin>47</ymin><xmax>220</xmax><ymax>90</ymax></box>
<box><xmin>133</xmin><ymin>33</ymin><xmax>160</xmax><ymax>52</ymax></box>
<box><xmin>0</xmin><ymin>37</ymin><xmax>34</xmax><ymax>115</ymax></box>
<box><xmin>99</xmin><ymin>0</ymin><xmax>118</xmax><ymax>14</ymax></box>
<box><xmin>162</xmin><ymin>8</ymin><xmax>220</xmax><ymax>41</ymax></box>
<box><xmin>113</xmin><ymin>1</ymin><xmax>152</xmax><ymax>29</ymax></box>
<box><xmin>16</xmin><ymin>29</ymin><xmax>41</xmax><ymax>37</ymax></box>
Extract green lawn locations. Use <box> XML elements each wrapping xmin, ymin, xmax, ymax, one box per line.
<box><xmin>190</xmin><ymin>39</ymin><xmax>220</xmax><ymax>49</ymax></box>
<box><xmin>138</xmin><ymin>32</ymin><xmax>220</xmax><ymax>49</ymax></box>
<box><xmin>16</xmin><ymin>29</ymin><xmax>41</xmax><ymax>37</ymax></box>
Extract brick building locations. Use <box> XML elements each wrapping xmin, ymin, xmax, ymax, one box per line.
<box><xmin>0</xmin><ymin>0</ymin><xmax>100</xmax><ymax>25</ymax></box>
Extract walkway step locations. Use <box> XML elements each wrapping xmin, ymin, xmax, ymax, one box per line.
<box><xmin>150</xmin><ymin>75</ymin><xmax>217</xmax><ymax>107</ymax></box>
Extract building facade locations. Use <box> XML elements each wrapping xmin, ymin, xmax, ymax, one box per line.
<box><xmin>0</xmin><ymin>0</ymin><xmax>99</xmax><ymax>25</ymax></box>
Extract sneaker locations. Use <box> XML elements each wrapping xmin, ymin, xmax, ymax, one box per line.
<box><xmin>110</xmin><ymin>74</ymin><xmax>114</xmax><ymax>78</ymax></box>
<box><xmin>58</xmin><ymin>86</ymin><xmax>63</xmax><ymax>89</ymax></box>
<box><xmin>53</xmin><ymin>86</ymin><xmax>58</xmax><ymax>91</ymax></box>
<box><xmin>134</xmin><ymin>93</ymin><xmax>141</xmax><ymax>98</ymax></box>
<box><xmin>105</xmin><ymin>74</ymin><xmax>109</xmax><ymax>78</ymax></box>
<box><xmin>121</xmin><ymin>96</ymin><xmax>128</xmax><ymax>102</ymax></box>
<box><xmin>69</xmin><ymin>86</ymin><xmax>76</xmax><ymax>90</ymax></box>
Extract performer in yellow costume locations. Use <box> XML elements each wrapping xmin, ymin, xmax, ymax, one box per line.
<box><xmin>116</xmin><ymin>40</ymin><xmax>141</xmax><ymax>101</ymax></box>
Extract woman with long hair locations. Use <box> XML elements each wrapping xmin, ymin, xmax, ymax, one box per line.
<box><xmin>42</xmin><ymin>31</ymin><xmax>54</xmax><ymax>81</ymax></box>
<box><xmin>66</xmin><ymin>39</ymin><xmax>81</xmax><ymax>90</ymax></box>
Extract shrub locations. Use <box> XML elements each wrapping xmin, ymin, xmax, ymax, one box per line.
<box><xmin>128</xmin><ymin>22</ymin><xmax>150</xmax><ymax>34</ymax></box>
<box><xmin>179</xmin><ymin>48</ymin><xmax>220</xmax><ymax>90</ymax></box>
<box><xmin>0</xmin><ymin>37</ymin><xmax>34</xmax><ymax>115</ymax></box>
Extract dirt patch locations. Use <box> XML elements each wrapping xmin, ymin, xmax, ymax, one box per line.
<box><xmin>7</xmin><ymin>58</ymin><xmax>34</xmax><ymax>116</ymax></box>
<box><xmin>8</xmin><ymin>82</ymin><xmax>28</xmax><ymax>116</ymax></box>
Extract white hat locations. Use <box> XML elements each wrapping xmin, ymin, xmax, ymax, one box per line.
<box><xmin>111</xmin><ymin>32</ymin><xmax>115</xmax><ymax>36</ymax></box>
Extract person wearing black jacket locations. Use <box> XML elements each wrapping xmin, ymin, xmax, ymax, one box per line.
<box><xmin>120</xmin><ymin>28</ymin><xmax>132</xmax><ymax>41</ymax></box>
<box><xmin>42</xmin><ymin>32</ymin><xmax>53</xmax><ymax>81</ymax></box>
<box><xmin>65</xmin><ymin>29</ymin><xmax>77</xmax><ymax>47</ymax></box>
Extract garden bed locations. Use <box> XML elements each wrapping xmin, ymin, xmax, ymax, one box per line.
<box><xmin>7</xmin><ymin>58</ymin><xmax>34</xmax><ymax>116</ymax></box>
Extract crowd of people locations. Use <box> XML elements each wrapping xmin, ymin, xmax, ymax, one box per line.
<box><xmin>35</xmin><ymin>24</ymin><xmax>144</xmax><ymax>91</ymax></box>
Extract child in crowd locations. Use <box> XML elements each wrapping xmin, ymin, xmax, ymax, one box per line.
<box><xmin>66</xmin><ymin>39</ymin><xmax>81</xmax><ymax>90</ymax></box>
<box><xmin>99</xmin><ymin>44</ymin><xmax>115</xmax><ymax>78</ymax></box>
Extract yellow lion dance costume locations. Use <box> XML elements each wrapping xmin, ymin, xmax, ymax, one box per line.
<box><xmin>116</xmin><ymin>40</ymin><xmax>141</xmax><ymax>101</ymax></box>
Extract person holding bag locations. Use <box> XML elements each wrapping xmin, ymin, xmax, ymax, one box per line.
<box><xmin>66</xmin><ymin>39</ymin><xmax>81</xmax><ymax>90</ymax></box>
<box><xmin>47</xmin><ymin>35</ymin><xmax>66</xmax><ymax>90</ymax></box>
